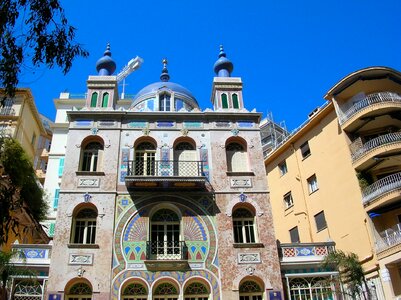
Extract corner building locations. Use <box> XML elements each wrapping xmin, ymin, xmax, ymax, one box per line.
<box><xmin>46</xmin><ymin>46</ymin><xmax>283</xmax><ymax>299</ymax></box>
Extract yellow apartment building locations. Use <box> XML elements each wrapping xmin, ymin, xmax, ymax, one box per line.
<box><xmin>266</xmin><ymin>66</ymin><xmax>401</xmax><ymax>299</ymax></box>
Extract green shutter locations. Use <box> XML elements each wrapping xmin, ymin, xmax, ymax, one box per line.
<box><xmin>49</xmin><ymin>223</ymin><xmax>55</xmax><ymax>237</ymax></box>
<box><xmin>91</xmin><ymin>92</ymin><xmax>98</xmax><ymax>107</ymax></box>
<box><xmin>232</xmin><ymin>93</ymin><xmax>239</xmax><ymax>109</ymax></box>
<box><xmin>58</xmin><ymin>157</ymin><xmax>64</xmax><ymax>177</ymax></box>
<box><xmin>53</xmin><ymin>189</ymin><xmax>60</xmax><ymax>208</ymax></box>
<box><xmin>221</xmin><ymin>93</ymin><xmax>228</xmax><ymax>109</ymax></box>
<box><xmin>102</xmin><ymin>93</ymin><xmax>109</xmax><ymax>107</ymax></box>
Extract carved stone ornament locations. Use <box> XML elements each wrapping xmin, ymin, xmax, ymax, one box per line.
<box><xmin>246</xmin><ymin>266</ymin><xmax>255</xmax><ymax>275</ymax></box>
<box><xmin>91</xmin><ymin>127</ymin><xmax>99</xmax><ymax>135</ymax></box>
<box><xmin>231</xmin><ymin>128</ymin><xmax>239</xmax><ymax>136</ymax></box>
<box><xmin>142</xmin><ymin>127</ymin><xmax>150</xmax><ymax>136</ymax></box>
<box><xmin>231</xmin><ymin>178</ymin><xmax>252</xmax><ymax>188</ymax></box>
<box><xmin>78</xmin><ymin>178</ymin><xmax>100</xmax><ymax>187</ymax></box>
<box><xmin>69</xmin><ymin>254</ymin><xmax>93</xmax><ymax>265</ymax></box>
<box><xmin>238</xmin><ymin>253</ymin><xmax>261</xmax><ymax>264</ymax></box>
<box><xmin>181</xmin><ymin>128</ymin><xmax>189</xmax><ymax>136</ymax></box>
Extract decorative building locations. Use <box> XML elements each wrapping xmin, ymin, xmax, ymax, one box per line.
<box><xmin>45</xmin><ymin>45</ymin><xmax>283</xmax><ymax>299</ymax></box>
<box><xmin>265</xmin><ymin>67</ymin><xmax>401</xmax><ymax>299</ymax></box>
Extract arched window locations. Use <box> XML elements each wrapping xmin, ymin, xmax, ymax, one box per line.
<box><xmin>226</xmin><ymin>142</ymin><xmax>248</xmax><ymax>172</ymax></box>
<box><xmin>221</xmin><ymin>93</ymin><xmax>228</xmax><ymax>109</ymax></box>
<box><xmin>153</xmin><ymin>282</ymin><xmax>179</xmax><ymax>300</ymax></box>
<box><xmin>81</xmin><ymin>141</ymin><xmax>103</xmax><ymax>172</ymax></box>
<box><xmin>71</xmin><ymin>207</ymin><xmax>97</xmax><ymax>244</ymax></box>
<box><xmin>239</xmin><ymin>280</ymin><xmax>263</xmax><ymax>300</ymax></box>
<box><xmin>232</xmin><ymin>93</ymin><xmax>239</xmax><ymax>109</ymax></box>
<box><xmin>13</xmin><ymin>281</ymin><xmax>42</xmax><ymax>300</ymax></box>
<box><xmin>135</xmin><ymin>141</ymin><xmax>156</xmax><ymax>175</ymax></box>
<box><xmin>122</xmin><ymin>283</ymin><xmax>148</xmax><ymax>300</ymax></box>
<box><xmin>150</xmin><ymin>209</ymin><xmax>181</xmax><ymax>260</ymax></box>
<box><xmin>102</xmin><ymin>92</ymin><xmax>109</xmax><ymax>107</ymax></box>
<box><xmin>233</xmin><ymin>207</ymin><xmax>257</xmax><ymax>244</ymax></box>
<box><xmin>66</xmin><ymin>282</ymin><xmax>92</xmax><ymax>300</ymax></box>
<box><xmin>159</xmin><ymin>93</ymin><xmax>171</xmax><ymax>111</ymax></box>
<box><xmin>184</xmin><ymin>282</ymin><xmax>210</xmax><ymax>300</ymax></box>
<box><xmin>289</xmin><ymin>277</ymin><xmax>332</xmax><ymax>300</ymax></box>
<box><xmin>90</xmin><ymin>92</ymin><xmax>98</xmax><ymax>107</ymax></box>
<box><xmin>174</xmin><ymin>141</ymin><xmax>197</xmax><ymax>176</ymax></box>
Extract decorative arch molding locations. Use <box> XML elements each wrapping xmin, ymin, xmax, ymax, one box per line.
<box><xmin>225</xmin><ymin>136</ymin><xmax>247</xmax><ymax>149</ymax></box>
<box><xmin>173</xmin><ymin>136</ymin><xmax>197</xmax><ymax>149</ymax></box>
<box><xmin>182</xmin><ymin>276</ymin><xmax>212</xmax><ymax>295</ymax></box>
<box><xmin>119</xmin><ymin>276</ymin><xmax>150</xmax><ymax>297</ymax></box>
<box><xmin>64</xmin><ymin>277</ymin><xmax>93</xmax><ymax>294</ymax></box>
<box><xmin>232</xmin><ymin>274</ymin><xmax>270</xmax><ymax>291</ymax></box>
<box><xmin>133</xmin><ymin>136</ymin><xmax>158</xmax><ymax>149</ymax></box>
<box><xmin>225</xmin><ymin>196</ymin><xmax>264</xmax><ymax>217</ymax></box>
<box><xmin>151</xmin><ymin>276</ymin><xmax>181</xmax><ymax>295</ymax></box>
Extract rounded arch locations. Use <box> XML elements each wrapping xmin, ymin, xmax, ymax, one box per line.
<box><xmin>225</xmin><ymin>136</ymin><xmax>247</xmax><ymax>150</ymax></box>
<box><xmin>151</xmin><ymin>278</ymin><xmax>180</xmax><ymax>296</ymax></box>
<box><xmin>120</xmin><ymin>278</ymin><xmax>149</xmax><ymax>298</ymax></box>
<box><xmin>239</xmin><ymin>276</ymin><xmax>265</xmax><ymax>291</ymax></box>
<box><xmin>233</xmin><ymin>274</ymin><xmax>271</xmax><ymax>291</ymax></box>
<box><xmin>173</xmin><ymin>137</ymin><xmax>196</xmax><ymax>149</ymax></box>
<box><xmin>134</xmin><ymin>136</ymin><xmax>157</xmax><ymax>149</ymax></box>
<box><xmin>80</xmin><ymin>135</ymin><xmax>104</xmax><ymax>148</ymax></box>
<box><xmin>64</xmin><ymin>278</ymin><xmax>93</xmax><ymax>295</ymax></box>
<box><xmin>148</xmin><ymin>203</ymin><xmax>182</xmax><ymax>221</ymax></box>
<box><xmin>72</xmin><ymin>202</ymin><xmax>98</xmax><ymax>217</ymax></box>
<box><xmin>226</xmin><ymin>196</ymin><xmax>264</xmax><ymax>217</ymax></box>
<box><xmin>232</xmin><ymin>202</ymin><xmax>257</xmax><ymax>216</ymax></box>
<box><xmin>183</xmin><ymin>277</ymin><xmax>211</xmax><ymax>296</ymax></box>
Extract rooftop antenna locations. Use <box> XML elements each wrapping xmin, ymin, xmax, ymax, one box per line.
<box><xmin>117</xmin><ymin>56</ymin><xmax>144</xmax><ymax>99</ymax></box>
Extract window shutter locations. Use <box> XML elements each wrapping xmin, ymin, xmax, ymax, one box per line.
<box><xmin>58</xmin><ymin>157</ymin><xmax>65</xmax><ymax>176</ymax></box>
<box><xmin>53</xmin><ymin>189</ymin><xmax>60</xmax><ymax>208</ymax></box>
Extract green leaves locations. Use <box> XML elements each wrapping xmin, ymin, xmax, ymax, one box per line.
<box><xmin>0</xmin><ymin>0</ymin><xmax>88</xmax><ymax>101</ymax></box>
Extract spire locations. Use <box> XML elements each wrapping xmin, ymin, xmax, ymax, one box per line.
<box><xmin>96</xmin><ymin>43</ymin><xmax>117</xmax><ymax>76</ymax></box>
<box><xmin>213</xmin><ymin>45</ymin><xmax>234</xmax><ymax>77</ymax></box>
<box><xmin>160</xmin><ymin>58</ymin><xmax>170</xmax><ymax>82</ymax></box>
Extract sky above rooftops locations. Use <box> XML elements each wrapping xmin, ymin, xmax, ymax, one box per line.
<box><xmin>20</xmin><ymin>0</ymin><xmax>401</xmax><ymax>131</ymax></box>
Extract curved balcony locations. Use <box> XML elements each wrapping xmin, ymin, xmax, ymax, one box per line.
<box><xmin>339</xmin><ymin>92</ymin><xmax>401</xmax><ymax>131</ymax></box>
<box><xmin>375</xmin><ymin>223</ymin><xmax>401</xmax><ymax>257</ymax></box>
<box><xmin>362</xmin><ymin>172</ymin><xmax>401</xmax><ymax>208</ymax></box>
<box><xmin>351</xmin><ymin>132</ymin><xmax>401</xmax><ymax>170</ymax></box>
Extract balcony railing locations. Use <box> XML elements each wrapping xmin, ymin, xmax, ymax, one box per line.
<box><xmin>0</xmin><ymin>106</ymin><xmax>16</xmax><ymax>116</ymax></box>
<box><xmin>11</xmin><ymin>244</ymin><xmax>52</xmax><ymax>265</ymax></box>
<box><xmin>146</xmin><ymin>241</ymin><xmax>188</xmax><ymax>260</ymax></box>
<box><xmin>376</xmin><ymin>223</ymin><xmax>401</xmax><ymax>253</ymax></box>
<box><xmin>338</xmin><ymin>92</ymin><xmax>401</xmax><ymax>125</ymax></box>
<box><xmin>351</xmin><ymin>132</ymin><xmax>401</xmax><ymax>162</ymax></box>
<box><xmin>279</xmin><ymin>242</ymin><xmax>335</xmax><ymax>263</ymax></box>
<box><xmin>127</xmin><ymin>160</ymin><xmax>204</xmax><ymax>177</ymax></box>
<box><xmin>362</xmin><ymin>172</ymin><xmax>401</xmax><ymax>205</ymax></box>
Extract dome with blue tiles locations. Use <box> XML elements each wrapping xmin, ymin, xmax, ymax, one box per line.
<box><xmin>96</xmin><ymin>43</ymin><xmax>116</xmax><ymax>76</ymax></box>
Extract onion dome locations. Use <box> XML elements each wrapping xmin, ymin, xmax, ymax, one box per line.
<box><xmin>131</xmin><ymin>59</ymin><xmax>199</xmax><ymax>111</ymax></box>
<box><xmin>96</xmin><ymin>43</ymin><xmax>116</xmax><ymax>75</ymax></box>
<box><xmin>213</xmin><ymin>45</ymin><xmax>234</xmax><ymax>77</ymax></box>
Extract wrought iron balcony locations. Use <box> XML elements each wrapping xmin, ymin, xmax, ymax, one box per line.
<box><xmin>362</xmin><ymin>172</ymin><xmax>401</xmax><ymax>206</ymax></box>
<box><xmin>0</xmin><ymin>106</ymin><xmax>16</xmax><ymax>116</ymax></box>
<box><xmin>125</xmin><ymin>159</ymin><xmax>208</xmax><ymax>190</ymax></box>
<box><xmin>144</xmin><ymin>241</ymin><xmax>189</xmax><ymax>271</ymax></box>
<box><xmin>351</xmin><ymin>132</ymin><xmax>401</xmax><ymax>163</ymax></box>
<box><xmin>338</xmin><ymin>92</ymin><xmax>401</xmax><ymax>125</ymax></box>
<box><xmin>376</xmin><ymin>223</ymin><xmax>401</xmax><ymax>253</ymax></box>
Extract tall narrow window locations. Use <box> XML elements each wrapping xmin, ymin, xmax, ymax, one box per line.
<box><xmin>226</xmin><ymin>142</ymin><xmax>248</xmax><ymax>172</ymax></box>
<box><xmin>239</xmin><ymin>281</ymin><xmax>263</xmax><ymax>300</ymax></box>
<box><xmin>90</xmin><ymin>92</ymin><xmax>98</xmax><ymax>107</ymax></box>
<box><xmin>289</xmin><ymin>226</ymin><xmax>300</xmax><ymax>243</ymax></box>
<box><xmin>307</xmin><ymin>174</ymin><xmax>318</xmax><ymax>194</ymax></box>
<box><xmin>101</xmin><ymin>93</ymin><xmax>109</xmax><ymax>107</ymax></box>
<box><xmin>81</xmin><ymin>142</ymin><xmax>103</xmax><ymax>172</ymax></box>
<box><xmin>134</xmin><ymin>141</ymin><xmax>156</xmax><ymax>176</ymax></box>
<box><xmin>278</xmin><ymin>160</ymin><xmax>288</xmax><ymax>176</ymax></box>
<box><xmin>300</xmin><ymin>141</ymin><xmax>311</xmax><ymax>158</ymax></box>
<box><xmin>53</xmin><ymin>188</ymin><xmax>60</xmax><ymax>209</ymax></box>
<box><xmin>283</xmin><ymin>192</ymin><xmax>293</xmax><ymax>209</ymax></box>
<box><xmin>71</xmin><ymin>207</ymin><xmax>97</xmax><ymax>244</ymax></box>
<box><xmin>159</xmin><ymin>93</ymin><xmax>171</xmax><ymax>111</ymax></box>
<box><xmin>174</xmin><ymin>141</ymin><xmax>197</xmax><ymax>176</ymax></box>
<box><xmin>314</xmin><ymin>211</ymin><xmax>327</xmax><ymax>232</ymax></box>
<box><xmin>58</xmin><ymin>157</ymin><xmax>65</xmax><ymax>176</ymax></box>
<box><xmin>221</xmin><ymin>93</ymin><xmax>228</xmax><ymax>109</ymax></box>
<box><xmin>232</xmin><ymin>93</ymin><xmax>239</xmax><ymax>109</ymax></box>
<box><xmin>31</xmin><ymin>133</ymin><xmax>36</xmax><ymax>146</ymax></box>
<box><xmin>233</xmin><ymin>207</ymin><xmax>256</xmax><ymax>244</ymax></box>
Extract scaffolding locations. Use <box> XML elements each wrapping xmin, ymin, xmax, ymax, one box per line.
<box><xmin>260</xmin><ymin>111</ymin><xmax>290</xmax><ymax>158</ymax></box>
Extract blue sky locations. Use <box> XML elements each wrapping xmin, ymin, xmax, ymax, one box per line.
<box><xmin>20</xmin><ymin>0</ymin><xmax>401</xmax><ymax>131</ymax></box>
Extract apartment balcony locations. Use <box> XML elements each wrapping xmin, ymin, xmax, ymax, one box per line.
<box><xmin>339</xmin><ymin>92</ymin><xmax>401</xmax><ymax>131</ymax></box>
<box><xmin>0</xmin><ymin>106</ymin><xmax>16</xmax><ymax>117</ymax></box>
<box><xmin>125</xmin><ymin>160</ymin><xmax>209</xmax><ymax>190</ymax></box>
<box><xmin>351</xmin><ymin>132</ymin><xmax>401</xmax><ymax>171</ymax></box>
<box><xmin>375</xmin><ymin>223</ymin><xmax>401</xmax><ymax>259</ymax></box>
<box><xmin>362</xmin><ymin>172</ymin><xmax>401</xmax><ymax>209</ymax></box>
<box><xmin>144</xmin><ymin>241</ymin><xmax>189</xmax><ymax>271</ymax></box>
<box><xmin>279</xmin><ymin>242</ymin><xmax>335</xmax><ymax>269</ymax></box>
<box><xmin>11</xmin><ymin>244</ymin><xmax>52</xmax><ymax>268</ymax></box>
<box><xmin>40</xmin><ymin>148</ymin><xmax>49</xmax><ymax>160</ymax></box>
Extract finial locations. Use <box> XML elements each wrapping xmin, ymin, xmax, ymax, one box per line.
<box><xmin>160</xmin><ymin>58</ymin><xmax>170</xmax><ymax>82</ymax></box>
<box><xmin>213</xmin><ymin>45</ymin><xmax>233</xmax><ymax>77</ymax></box>
<box><xmin>96</xmin><ymin>43</ymin><xmax>116</xmax><ymax>75</ymax></box>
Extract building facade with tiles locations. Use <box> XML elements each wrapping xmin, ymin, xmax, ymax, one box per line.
<box><xmin>45</xmin><ymin>46</ymin><xmax>283</xmax><ymax>300</ymax></box>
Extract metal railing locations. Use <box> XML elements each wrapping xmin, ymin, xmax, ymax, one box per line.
<box><xmin>146</xmin><ymin>241</ymin><xmax>187</xmax><ymax>260</ymax></box>
<box><xmin>351</xmin><ymin>132</ymin><xmax>401</xmax><ymax>162</ymax></box>
<box><xmin>376</xmin><ymin>223</ymin><xmax>401</xmax><ymax>253</ymax></box>
<box><xmin>338</xmin><ymin>92</ymin><xmax>401</xmax><ymax>125</ymax></box>
<box><xmin>127</xmin><ymin>160</ymin><xmax>204</xmax><ymax>177</ymax></box>
<box><xmin>362</xmin><ymin>172</ymin><xmax>401</xmax><ymax>205</ymax></box>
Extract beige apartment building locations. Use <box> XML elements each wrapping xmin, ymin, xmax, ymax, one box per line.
<box><xmin>265</xmin><ymin>66</ymin><xmax>401</xmax><ymax>299</ymax></box>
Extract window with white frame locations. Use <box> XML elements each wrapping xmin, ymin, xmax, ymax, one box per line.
<box><xmin>278</xmin><ymin>160</ymin><xmax>288</xmax><ymax>176</ymax></box>
<box><xmin>226</xmin><ymin>142</ymin><xmax>248</xmax><ymax>172</ymax></box>
<box><xmin>80</xmin><ymin>142</ymin><xmax>103</xmax><ymax>172</ymax></box>
<box><xmin>135</xmin><ymin>141</ymin><xmax>156</xmax><ymax>176</ymax></box>
<box><xmin>159</xmin><ymin>93</ymin><xmax>171</xmax><ymax>111</ymax></box>
<box><xmin>71</xmin><ymin>207</ymin><xmax>97</xmax><ymax>244</ymax></box>
<box><xmin>307</xmin><ymin>174</ymin><xmax>318</xmax><ymax>194</ymax></box>
<box><xmin>239</xmin><ymin>280</ymin><xmax>263</xmax><ymax>300</ymax></box>
<box><xmin>233</xmin><ymin>207</ymin><xmax>257</xmax><ymax>244</ymax></box>
<box><xmin>283</xmin><ymin>192</ymin><xmax>294</xmax><ymax>209</ymax></box>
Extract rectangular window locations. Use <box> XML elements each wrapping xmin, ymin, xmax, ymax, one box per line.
<box><xmin>53</xmin><ymin>188</ymin><xmax>60</xmax><ymax>209</ymax></box>
<box><xmin>300</xmin><ymin>141</ymin><xmax>311</xmax><ymax>159</ymax></box>
<box><xmin>289</xmin><ymin>226</ymin><xmax>300</xmax><ymax>243</ymax></box>
<box><xmin>283</xmin><ymin>192</ymin><xmax>294</xmax><ymax>209</ymax></box>
<box><xmin>49</xmin><ymin>223</ymin><xmax>55</xmax><ymax>237</ymax></box>
<box><xmin>58</xmin><ymin>157</ymin><xmax>65</xmax><ymax>177</ymax></box>
<box><xmin>31</xmin><ymin>133</ymin><xmax>36</xmax><ymax>146</ymax></box>
<box><xmin>307</xmin><ymin>174</ymin><xmax>318</xmax><ymax>194</ymax></box>
<box><xmin>278</xmin><ymin>160</ymin><xmax>288</xmax><ymax>176</ymax></box>
<box><xmin>315</xmin><ymin>211</ymin><xmax>327</xmax><ymax>232</ymax></box>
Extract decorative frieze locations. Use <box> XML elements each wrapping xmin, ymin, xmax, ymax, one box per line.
<box><xmin>78</xmin><ymin>178</ymin><xmax>100</xmax><ymax>187</ymax></box>
<box><xmin>238</xmin><ymin>253</ymin><xmax>261</xmax><ymax>264</ymax></box>
<box><xmin>69</xmin><ymin>254</ymin><xmax>93</xmax><ymax>265</ymax></box>
<box><xmin>230</xmin><ymin>178</ymin><xmax>252</xmax><ymax>188</ymax></box>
